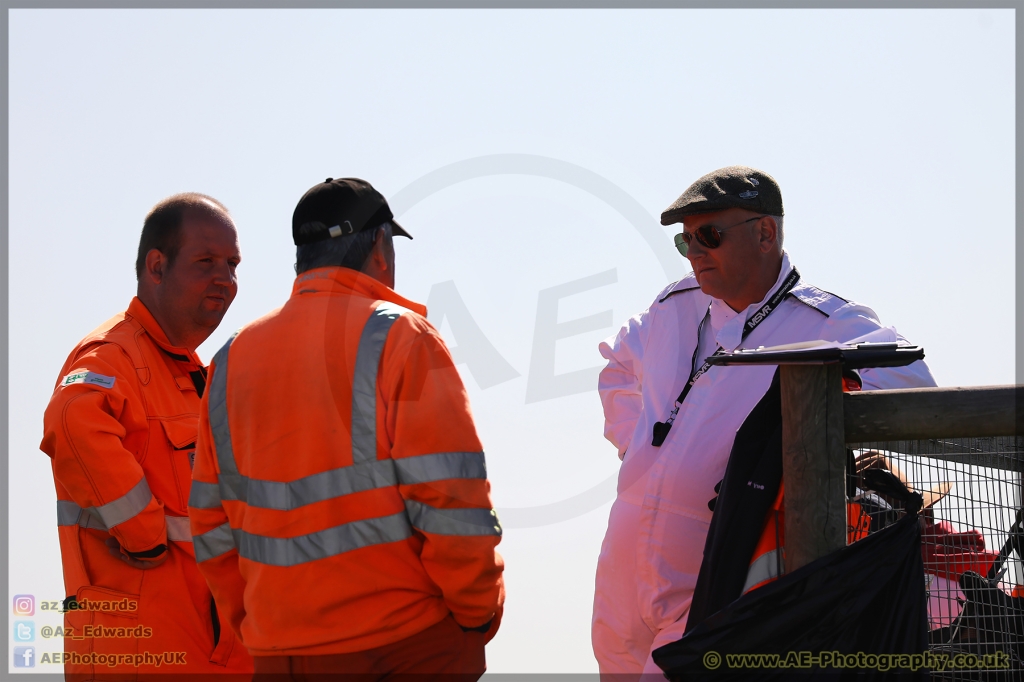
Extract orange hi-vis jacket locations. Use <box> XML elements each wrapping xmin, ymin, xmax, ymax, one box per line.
<box><xmin>743</xmin><ymin>482</ymin><xmax>871</xmax><ymax>595</ymax></box>
<box><xmin>39</xmin><ymin>297</ymin><xmax>253</xmax><ymax>678</ymax></box>
<box><xmin>189</xmin><ymin>266</ymin><xmax>505</xmax><ymax>657</ymax></box>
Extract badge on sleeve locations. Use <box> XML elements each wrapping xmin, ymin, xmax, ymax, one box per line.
<box><xmin>61</xmin><ymin>371</ymin><xmax>116</xmax><ymax>389</ymax></box>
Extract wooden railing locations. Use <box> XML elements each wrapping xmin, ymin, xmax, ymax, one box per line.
<box><xmin>844</xmin><ymin>385</ymin><xmax>1021</xmax><ymax>442</ymax></box>
<box><xmin>780</xmin><ymin>370</ymin><xmax>1021</xmax><ymax>573</ymax></box>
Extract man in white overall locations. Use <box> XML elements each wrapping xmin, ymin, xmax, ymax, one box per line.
<box><xmin>591</xmin><ymin>166</ymin><xmax>936</xmax><ymax>676</ymax></box>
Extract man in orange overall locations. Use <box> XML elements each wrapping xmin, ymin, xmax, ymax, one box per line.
<box><xmin>189</xmin><ymin>178</ymin><xmax>505</xmax><ymax>679</ymax></box>
<box><xmin>40</xmin><ymin>193</ymin><xmax>254</xmax><ymax>679</ymax></box>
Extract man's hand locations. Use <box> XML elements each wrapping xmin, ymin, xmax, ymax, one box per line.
<box><xmin>457</xmin><ymin>608</ymin><xmax>501</xmax><ymax>643</ymax></box>
<box><xmin>105</xmin><ymin>537</ymin><xmax>167</xmax><ymax>569</ymax></box>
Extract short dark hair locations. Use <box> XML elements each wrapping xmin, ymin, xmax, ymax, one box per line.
<box><xmin>295</xmin><ymin>222</ymin><xmax>392</xmax><ymax>275</ymax></box>
<box><xmin>135</xmin><ymin>193</ymin><xmax>231</xmax><ymax>280</ymax></box>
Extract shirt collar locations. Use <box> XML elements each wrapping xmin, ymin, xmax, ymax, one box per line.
<box><xmin>712</xmin><ymin>251</ymin><xmax>793</xmax><ymax>351</ymax></box>
<box><xmin>660</xmin><ymin>271</ymin><xmax>701</xmax><ymax>301</ymax></box>
<box><xmin>126</xmin><ymin>297</ymin><xmax>204</xmax><ymax>366</ymax></box>
<box><xmin>291</xmin><ymin>266</ymin><xmax>428</xmax><ymax>317</ymax></box>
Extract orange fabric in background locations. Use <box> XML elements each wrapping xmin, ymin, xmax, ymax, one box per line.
<box><xmin>745</xmin><ymin>482</ymin><xmax>871</xmax><ymax>594</ymax></box>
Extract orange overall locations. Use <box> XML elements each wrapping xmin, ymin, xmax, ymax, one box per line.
<box><xmin>743</xmin><ymin>482</ymin><xmax>871</xmax><ymax>595</ymax></box>
<box><xmin>40</xmin><ymin>297</ymin><xmax>253</xmax><ymax>679</ymax></box>
<box><xmin>189</xmin><ymin>266</ymin><xmax>505</xmax><ymax>664</ymax></box>
<box><xmin>743</xmin><ymin>373</ymin><xmax>870</xmax><ymax>594</ymax></box>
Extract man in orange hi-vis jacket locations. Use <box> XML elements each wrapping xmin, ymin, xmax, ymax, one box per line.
<box><xmin>189</xmin><ymin>177</ymin><xmax>505</xmax><ymax>679</ymax></box>
<box><xmin>40</xmin><ymin>194</ymin><xmax>254</xmax><ymax>679</ymax></box>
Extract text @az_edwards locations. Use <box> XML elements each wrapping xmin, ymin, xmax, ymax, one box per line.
<box><xmin>35</xmin><ymin>596</ymin><xmax>138</xmax><ymax>613</ymax></box>
<box><xmin>41</xmin><ymin>624</ymin><xmax>153</xmax><ymax>639</ymax></box>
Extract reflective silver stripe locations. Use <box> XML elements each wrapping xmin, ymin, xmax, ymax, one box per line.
<box><xmin>78</xmin><ymin>509</ymin><xmax>108</xmax><ymax>531</ymax></box>
<box><xmin>193</xmin><ymin>461</ymin><xmax>398</xmax><ymax>511</ymax></box>
<box><xmin>204</xmin><ymin>307</ymin><xmax>410</xmax><ymax>510</ymax></box>
<box><xmin>56</xmin><ymin>501</ymin><xmax>110</xmax><ymax>531</ymax></box>
<box><xmin>234</xmin><ymin>303</ymin><xmax>406</xmax><ymax>508</ymax></box>
<box><xmin>192</xmin><ymin>452</ymin><xmax>489</xmax><ymax>511</ymax></box>
<box><xmin>193</xmin><ymin>522</ymin><xmax>236</xmax><ymax>563</ymax></box>
<box><xmin>208</xmin><ymin>332</ymin><xmax>243</xmax><ymax>499</ymax></box>
<box><xmin>234</xmin><ymin>512</ymin><xmax>412</xmax><ymax>567</ymax></box>
<box><xmin>394</xmin><ymin>451</ymin><xmax>487</xmax><ymax>484</ymax></box>
<box><xmin>56</xmin><ymin>480</ymin><xmax>153</xmax><ymax>531</ymax></box>
<box><xmin>243</xmin><ymin>459</ymin><xmax>397</xmax><ymax>511</ymax></box>
<box><xmin>57</xmin><ymin>500</ymin><xmax>192</xmax><ymax>544</ymax></box>
<box><xmin>165</xmin><ymin>516</ymin><xmax>193</xmax><ymax>543</ymax></box>
<box><xmin>352</xmin><ymin>303</ymin><xmax>408</xmax><ymax>464</ymax></box>
<box><xmin>189</xmin><ymin>480</ymin><xmax>222</xmax><ymax>509</ymax></box>
<box><xmin>743</xmin><ymin>548</ymin><xmax>785</xmax><ymax>594</ymax></box>
<box><xmin>94</xmin><ymin>478</ymin><xmax>153</xmax><ymax>529</ymax></box>
<box><xmin>57</xmin><ymin>500</ymin><xmax>83</xmax><ymax>526</ymax></box>
<box><xmin>192</xmin><ymin>458</ymin><xmax>399</xmax><ymax>507</ymax></box>
<box><xmin>405</xmin><ymin>500</ymin><xmax>502</xmax><ymax>537</ymax></box>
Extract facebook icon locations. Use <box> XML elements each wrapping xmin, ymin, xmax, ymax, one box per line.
<box><xmin>13</xmin><ymin>646</ymin><xmax>35</xmax><ymax>668</ymax></box>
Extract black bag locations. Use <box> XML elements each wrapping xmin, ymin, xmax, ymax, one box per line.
<box><xmin>652</xmin><ymin>513</ymin><xmax>929</xmax><ymax>680</ymax></box>
<box><xmin>685</xmin><ymin>369</ymin><xmax>785</xmax><ymax>632</ymax></box>
<box><xmin>654</xmin><ymin>368</ymin><xmax>929</xmax><ymax>679</ymax></box>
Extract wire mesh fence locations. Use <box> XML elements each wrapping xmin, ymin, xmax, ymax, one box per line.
<box><xmin>848</xmin><ymin>437</ymin><xmax>1024</xmax><ymax>680</ymax></box>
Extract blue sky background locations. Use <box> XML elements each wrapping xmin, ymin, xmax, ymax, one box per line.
<box><xmin>8</xmin><ymin>8</ymin><xmax>1014</xmax><ymax>673</ymax></box>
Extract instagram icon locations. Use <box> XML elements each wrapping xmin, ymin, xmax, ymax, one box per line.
<box><xmin>12</xmin><ymin>595</ymin><xmax>34</xmax><ymax>616</ymax></box>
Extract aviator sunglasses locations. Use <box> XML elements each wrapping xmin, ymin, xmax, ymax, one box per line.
<box><xmin>673</xmin><ymin>215</ymin><xmax>766</xmax><ymax>257</ymax></box>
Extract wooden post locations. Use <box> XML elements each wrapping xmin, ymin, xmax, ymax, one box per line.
<box><xmin>780</xmin><ymin>364</ymin><xmax>847</xmax><ymax>572</ymax></box>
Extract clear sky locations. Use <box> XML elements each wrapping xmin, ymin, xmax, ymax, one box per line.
<box><xmin>8</xmin><ymin>8</ymin><xmax>1014</xmax><ymax>673</ymax></box>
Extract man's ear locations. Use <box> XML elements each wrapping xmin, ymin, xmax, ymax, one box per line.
<box><xmin>144</xmin><ymin>248</ymin><xmax>167</xmax><ymax>285</ymax></box>
<box><xmin>758</xmin><ymin>217</ymin><xmax>779</xmax><ymax>253</ymax></box>
<box><xmin>369</xmin><ymin>228</ymin><xmax>389</xmax><ymax>272</ymax></box>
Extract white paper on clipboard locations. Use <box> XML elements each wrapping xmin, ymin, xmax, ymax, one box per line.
<box><xmin>735</xmin><ymin>327</ymin><xmax>902</xmax><ymax>355</ymax></box>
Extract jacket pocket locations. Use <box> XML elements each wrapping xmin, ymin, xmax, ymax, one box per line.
<box><xmin>158</xmin><ymin>418</ymin><xmax>198</xmax><ymax>512</ymax></box>
<box><xmin>207</xmin><ymin>597</ymin><xmax>238</xmax><ymax>666</ymax></box>
<box><xmin>66</xmin><ymin>586</ymin><xmax>141</xmax><ymax>681</ymax></box>
<box><xmin>159</xmin><ymin>418</ymin><xmax>197</xmax><ymax>451</ymax></box>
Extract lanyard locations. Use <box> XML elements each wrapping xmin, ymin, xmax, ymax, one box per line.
<box><xmin>651</xmin><ymin>267</ymin><xmax>801</xmax><ymax>447</ymax></box>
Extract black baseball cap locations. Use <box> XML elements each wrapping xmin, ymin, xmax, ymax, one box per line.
<box><xmin>292</xmin><ymin>177</ymin><xmax>411</xmax><ymax>246</ymax></box>
<box><xmin>661</xmin><ymin>166</ymin><xmax>784</xmax><ymax>226</ymax></box>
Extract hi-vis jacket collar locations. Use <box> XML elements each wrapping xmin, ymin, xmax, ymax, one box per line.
<box><xmin>126</xmin><ymin>297</ymin><xmax>203</xmax><ymax>367</ymax></box>
<box><xmin>292</xmin><ymin>266</ymin><xmax>428</xmax><ymax>318</ymax></box>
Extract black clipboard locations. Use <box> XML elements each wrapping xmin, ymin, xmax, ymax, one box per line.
<box><xmin>707</xmin><ymin>342</ymin><xmax>925</xmax><ymax>370</ymax></box>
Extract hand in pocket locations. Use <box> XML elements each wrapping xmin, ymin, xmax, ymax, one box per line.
<box><xmin>105</xmin><ymin>537</ymin><xmax>167</xmax><ymax>570</ymax></box>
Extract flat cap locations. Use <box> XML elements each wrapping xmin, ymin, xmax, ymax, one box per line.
<box><xmin>661</xmin><ymin>166</ymin><xmax>783</xmax><ymax>226</ymax></box>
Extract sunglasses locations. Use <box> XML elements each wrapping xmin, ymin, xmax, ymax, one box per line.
<box><xmin>673</xmin><ymin>215</ymin><xmax>765</xmax><ymax>257</ymax></box>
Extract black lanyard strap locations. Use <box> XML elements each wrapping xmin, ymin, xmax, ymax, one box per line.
<box><xmin>651</xmin><ymin>267</ymin><xmax>800</xmax><ymax>447</ymax></box>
